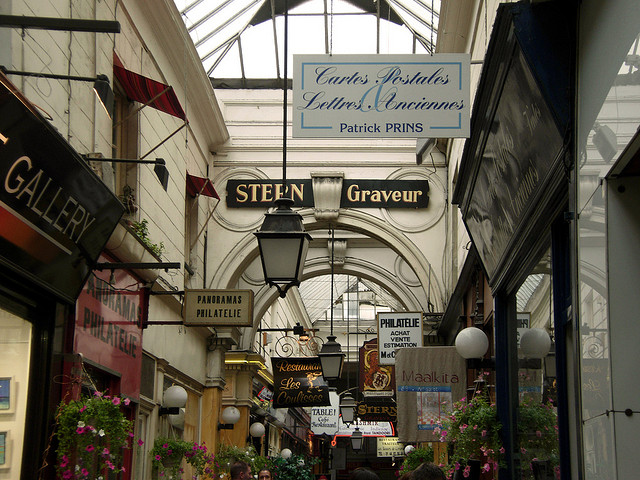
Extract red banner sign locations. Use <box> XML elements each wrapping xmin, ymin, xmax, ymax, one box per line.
<box><xmin>75</xmin><ymin>255</ymin><xmax>145</xmax><ymax>399</ymax></box>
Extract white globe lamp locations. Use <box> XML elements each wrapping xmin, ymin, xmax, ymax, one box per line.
<box><xmin>404</xmin><ymin>445</ymin><xmax>415</xmax><ymax>455</ymax></box>
<box><xmin>164</xmin><ymin>385</ymin><xmax>188</xmax><ymax>408</ymax></box>
<box><xmin>520</xmin><ymin>328</ymin><xmax>551</xmax><ymax>359</ymax></box>
<box><xmin>455</xmin><ymin>327</ymin><xmax>489</xmax><ymax>359</ymax></box>
<box><xmin>280</xmin><ymin>448</ymin><xmax>292</xmax><ymax>459</ymax></box>
<box><xmin>250</xmin><ymin>422</ymin><xmax>266</xmax><ymax>437</ymax></box>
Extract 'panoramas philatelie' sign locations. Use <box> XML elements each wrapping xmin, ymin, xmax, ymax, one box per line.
<box><xmin>293</xmin><ymin>54</ymin><xmax>470</xmax><ymax>138</ymax></box>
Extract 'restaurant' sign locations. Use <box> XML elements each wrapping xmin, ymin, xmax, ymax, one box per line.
<box><xmin>293</xmin><ymin>54</ymin><xmax>470</xmax><ymax>138</ymax></box>
<box><xmin>272</xmin><ymin>357</ymin><xmax>330</xmax><ymax>408</ymax></box>
<box><xmin>75</xmin><ymin>254</ymin><xmax>145</xmax><ymax>399</ymax></box>
<box><xmin>226</xmin><ymin>179</ymin><xmax>429</xmax><ymax>208</ymax></box>
<box><xmin>0</xmin><ymin>73</ymin><xmax>124</xmax><ymax>303</ymax></box>
<box><xmin>183</xmin><ymin>289</ymin><xmax>253</xmax><ymax>326</ymax></box>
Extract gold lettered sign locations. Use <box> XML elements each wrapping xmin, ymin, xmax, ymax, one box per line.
<box><xmin>271</xmin><ymin>357</ymin><xmax>330</xmax><ymax>408</ymax></box>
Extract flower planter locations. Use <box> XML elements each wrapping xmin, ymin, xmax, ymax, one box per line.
<box><xmin>452</xmin><ymin>459</ymin><xmax>481</xmax><ymax>480</ymax></box>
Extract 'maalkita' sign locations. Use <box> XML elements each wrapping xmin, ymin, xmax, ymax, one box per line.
<box><xmin>226</xmin><ymin>179</ymin><xmax>429</xmax><ymax>208</ymax></box>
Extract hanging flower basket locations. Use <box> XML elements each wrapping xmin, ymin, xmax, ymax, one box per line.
<box><xmin>54</xmin><ymin>392</ymin><xmax>134</xmax><ymax>479</ymax></box>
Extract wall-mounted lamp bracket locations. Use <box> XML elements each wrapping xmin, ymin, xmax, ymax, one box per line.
<box><xmin>159</xmin><ymin>407</ymin><xmax>180</xmax><ymax>415</ymax></box>
<box><xmin>0</xmin><ymin>15</ymin><xmax>120</xmax><ymax>33</ymax></box>
<box><xmin>95</xmin><ymin>262</ymin><xmax>181</xmax><ymax>272</ymax></box>
<box><xmin>218</xmin><ymin>423</ymin><xmax>234</xmax><ymax>430</ymax></box>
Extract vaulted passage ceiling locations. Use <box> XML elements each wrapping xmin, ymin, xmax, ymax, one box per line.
<box><xmin>174</xmin><ymin>0</ymin><xmax>441</xmax><ymax>82</ymax></box>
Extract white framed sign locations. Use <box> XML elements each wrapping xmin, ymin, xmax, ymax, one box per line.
<box><xmin>183</xmin><ymin>289</ymin><xmax>253</xmax><ymax>326</ymax></box>
<box><xmin>377</xmin><ymin>312</ymin><xmax>423</xmax><ymax>365</ymax></box>
<box><xmin>310</xmin><ymin>391</ymin><xmax>339</xmax><ymax>435</ymax></box>
<box><xmin>293</xmin><ymin>54</ymin><xmax>470</xmax><ymax>138</ymax></box>
<box><xmin>376</xmin><ymin>437</ymin><xmax>405</xmax><ymax>458</ymax></box>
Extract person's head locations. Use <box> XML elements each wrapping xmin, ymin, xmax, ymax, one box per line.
<box><xmin>350</xmin><ymin>467</ymin><xmax>380</xmax><ymax>480</ymax></box>
<box><xmin>230</xmin><ymin>461</ymin><xmax>252</xmax><ymax>480</ymax></box>
<box><xmin>411</xmin><ymin>463</ymin><xmax>446</xmax><ymax>480</ymax></box>
<box><xmin>258</xmin><ymin>469</ymin><xmax>272</xmax><ymax>480</ymax></box>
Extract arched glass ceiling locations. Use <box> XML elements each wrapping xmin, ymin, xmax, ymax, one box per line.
<box><xmin>175</xmin><ymin>0</ymin><xmax>441</xmax><ymax>81</ymax></box>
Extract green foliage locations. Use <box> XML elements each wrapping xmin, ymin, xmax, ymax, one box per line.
<box><xmin>518</xmin><ymin>398</ymin><xmax>559</xmax><ymax>478</ymax></box>
<box><xmin>54</xmin><ymin>392</ymin><xmax>133</xmax><ymax>479</ymax></box>
<box><xmin>150</xmin><ymin>436</ymin><xmax>215</xmax><ymax>479</ymax></box>
<box><xmin>215</xmin><ymin>443</ymin><xmax>260</xmax><ymax>472</ymax></box>
<box><xmin>266</xmin><ymin>453</ymin><xmax>320</xmax><ymax>480</ymax></box>
<box><xmin>129</xmin><ymin>218</ymin><xmax>165</xmax><ymax>257</ymax></box>
<box><xmin>399</xmin><ymin>446</ymin><xmax>435</xmax><ymax>475</ymax></box>
<box><xmin>436</xmin><ymin>393</ymin><xmax>503</xmax><ymax>475</ymax></box>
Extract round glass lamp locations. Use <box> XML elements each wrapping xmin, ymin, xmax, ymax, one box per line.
<box><xmin>250</xmin><ymin>422</ymin><xmax>266</xmax><ymax>437</ymax></box>
<box><xmin>404</xmin><ymin>445</ymin><xmax>415</xmax><ymax>455</ymax></box>
<box><xmin>520</xmin><ymin>328</ymin><xmax>551</xmax><ymax>359</ymax></box>
<box><xmin>164</xmin><ymin>385</ymin><xmax>188</xmax><ymax>408</ymax></box>
<box><xmin>455</xmin><ymin>327</ymin><xmax>489</xmax><ymax>359</ymax></box>
<box><xmin>221</xmin><ymin>406</ymin><xmax>241</xmax><ymax>425</ymax></box>
<box><xmin>280</xmin><ymin>448</ymin><xmax>292</xmax><ymax>459</ymax></box>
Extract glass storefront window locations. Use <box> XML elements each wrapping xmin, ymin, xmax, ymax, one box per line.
<box><xmin>515</xmin><ymin>254</ymin><xmax>560</xmax><ymax>479</ymax></box>
<box><xmin>0</xmin><ymin>308</ymin><xmax>32</xmax><ymax>479</ymax></box>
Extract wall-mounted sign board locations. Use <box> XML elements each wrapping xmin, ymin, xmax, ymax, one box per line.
<box><xmin>183</xmin><ymin>289</ymin><xmax>253</xmax><ymax>326</ymax></box>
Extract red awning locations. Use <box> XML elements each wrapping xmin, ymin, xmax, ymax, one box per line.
<box><xmin>113</xmin><ymin>54</ymin><xmax>186</xmax><ymax>121</ymax></box>
<box><xmin>186</xmin><ymin>173</ymin><xmax>219</xmax><ymax>199</ymax></box>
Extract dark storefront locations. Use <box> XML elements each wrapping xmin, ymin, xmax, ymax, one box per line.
<box><xmin>452</xmin><ymin>2</ymin><xmax>574</xmax><ymax>479</ymax></box>
<box><xmin>0</xmin><ymin>72</ymin><xmax>124</xmax><ymax>478</ymax></box>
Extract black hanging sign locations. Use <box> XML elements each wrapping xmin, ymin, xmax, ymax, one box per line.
<box><xmin>271</xmin><ymin>357</ymin><xmax>330</xmax><ymax>408</ymax></box>
<box><xmin>0</xmin><ymin>73</ymin><xmax>124</xmax><ymax>303</ymax></box>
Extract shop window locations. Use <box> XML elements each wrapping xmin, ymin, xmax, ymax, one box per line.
<box><xmin>0</xmin><ymin>309</ymin><xmax>32</xmax><ymax>478</ymax></box>
<box><xmin>113</xmin><ymin>84</ymin><xmax>140</xmax><ymax>217</ymax></box>
<box><xmin>184</xmin><ymin>193</ymin><xmax>199</xmax><ymax>279</ymax></box>
<box><xmin>140</xmin><ymin>353</ymin><xmax>155</xmax><ymax>400</ymax></box>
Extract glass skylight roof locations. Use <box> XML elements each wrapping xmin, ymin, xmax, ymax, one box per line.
<box><xmin>175</xmin><ymin>0</ymin><xmax>441</xmax><ymax>80</ymax></box>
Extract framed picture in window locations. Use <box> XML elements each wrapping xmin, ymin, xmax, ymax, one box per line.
<box><xmin>0</xmin><ymin>431</ymin><xmax>7</xmax><ymax>468</ymax></box>
<box><xmin>0</xmin><ymin>377</ymin><xmax>15</xmax><ymax>414</ymax></box>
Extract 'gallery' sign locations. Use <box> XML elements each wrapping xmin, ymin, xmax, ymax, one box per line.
<box><xmin>272</xmin><ymin>357</ymin><xmax>330</xmax><ymax>408</ymax></box>
<box><xmin>293</xmin><ymin>54</ymin><xmax>470</xmax><ymax>138</ymax></box>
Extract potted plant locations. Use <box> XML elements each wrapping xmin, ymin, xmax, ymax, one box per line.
<box><xmin>398</xmin><ymin>446</ymin><xmax>435</xmax><ymax>477</ymax></box>
<box><xmin>267</xmin><ymin>453</ymin><xmax>319</xmax><ymax>480</ymax></box>
<box><xmin>435</xmin><ymin>392</ymin><xmax>503</xmax><ymax>479</ymax></box>
<box><xmin>436</xmin><ymin>388</ymin><xmax>559</xmax><ymax>480</ymax></box>
<box><xmin>54</xmin><ymin>392</ymin><xmax>134</xmax><ymax>479</ymax></box>
<box><xmin>215</xmin><ymin>444</ymin><xmax>261</xmax><ymax>475</ymax></box>
<box><xmin>150</xmin><ymin>436</ymin><xmax>215</xmax><ymax>479</ymax></box>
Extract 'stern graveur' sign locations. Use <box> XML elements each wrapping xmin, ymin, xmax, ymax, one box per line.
<box><xmin>183</xmin><ymin>289</ymin><xmax>254</xmax><ymax>327</ymax></box>
<box><xmin>293</xmin><ymin>54</ymin><xmax>470</xmax><ymax>138</ymax></box>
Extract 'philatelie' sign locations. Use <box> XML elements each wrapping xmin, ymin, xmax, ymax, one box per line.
<box><xmin>183</xmin><ymin>289</ymin><xmax>253</xmax><ymax>326</ymax></box>
<box><xmin>377</xmin><ymin>312</ymin><xmax>423</xmax><ymax>365</ymax></box>
<box><xmin>293</xmin><ymin>54</ymin><xmax>470</xmax><ymax>138</ymax></box>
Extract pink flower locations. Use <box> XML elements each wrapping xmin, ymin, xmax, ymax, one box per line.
<box><xmin>81</xmin><ymin>468</ymin><xmax>89</xmax><ymax>477</ymax></box>
<box><xmin>112</xmin><ymin>397</ymin><xmax>121</xmax><ymax>405</ymax></box>
<box><xmin>79</xmin><ymin>405</ymin><xmax>87</xmax><ymax>413</ymax></box>
<box><xmin>536</xmin><ymin>430</ymin><xmax>542</xmax><ymax>437</ymax></box>
<box><xmin>138</xmin><ymin>439</ymin><xmax>144</xmax><ymax>446</ymax></box>
<box><xmin>521</xmin><ymin>447</ymin><xmax>527</xmax><ymax>454</ymax></box>
<box><xmin>481</xmin><ymin>429</ymin><xmax>487</xmax><ymax>437</ymax></box>
<box><xmin>482</xmin><ymin>464</ymin><xmax>491</xmax><ymax>472</ymax></box>
<box><xmin>76</xmin><ymin>427</ymin><xmax>85</xmax><ymax>434</ymax></box>
<box><xmin>102</xmin><ymin>447</ymin><xmax>110</xmax><ymax>456</ymax></box>
<box><xmin>93</xmin><ymin>391</ymin><xmax>103</xmax><ymax>397</ymax></box>
<box><xmin>124</xmin><ymin>398</ymin><xmax>131</xmax><ymax>406</ymax></box>
<box><xmin>86</xmin><ymin>444</ymin><xmax>95</xmax><ymax>452</ymax></box>
<box><xmin>60</xmin><ymin>455</ymin><xmax>69</xmax><ymax>467</ymax></box>
<box><xmin>463</xmin><ymin>466</ymin><xmax>471</xmax><ymax>478</ymax></box>
<box><xmin>499</xmin><ymin>447</ymin><xmax>505</xmax><ymax>454</ymax></box>
<box><xmin>106</xmin><ymin>460</ymin><xmax>115</xmax><ymax>470</ymax></box>
<box><xmin>63</xmin><ymin>469</ymin><xmax>73</xmax><ymax>479</ymax></box>
<box><xmin>155</xmin><ymin>455</ymin><xmax>162</xmax><ymax>461</ymax></box>
<box><xmin>163</xmin><ymin>443</ymin><xmax>169</xmax><ymax>449</ymax></box>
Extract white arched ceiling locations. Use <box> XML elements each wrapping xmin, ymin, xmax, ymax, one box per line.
<box><xmin>208</xmin><ymin>207</ymin><xmax>445</xmax><ymax>350</ymax></box>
